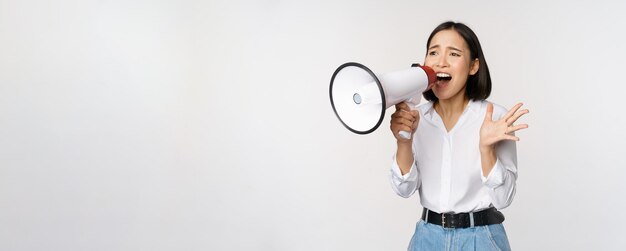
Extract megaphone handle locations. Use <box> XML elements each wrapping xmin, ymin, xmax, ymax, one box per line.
<box><xmin>399</xmin><ymin>131</ymin><xmax>412</xmax><ymax>139</ymax></box>
<box><xmin>398</xmin><ymin>100</ymin><xmax>419</xmax><ymax>140</ymax></box>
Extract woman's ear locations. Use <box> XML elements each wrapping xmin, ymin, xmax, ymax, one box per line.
<box><xmin>469</xmin><ymin>59</ymin><xmax>479</xmax><ymax>75</ymax></box>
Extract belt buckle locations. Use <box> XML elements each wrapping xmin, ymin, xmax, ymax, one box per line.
<box><xmin>442</xmin><ymin>213</ymin><xmax>456</xmax><ymax>229</ymax></box>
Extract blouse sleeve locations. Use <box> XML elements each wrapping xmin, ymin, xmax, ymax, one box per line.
<box><xmin>480</xmin><ymin>135</ymin><xmax>518</xmax><ymax>209</ymax></box>
<box><xmin>389</xmin><ymin>153</ymin><xmax>420</xmax><ymax>198</ymax></box>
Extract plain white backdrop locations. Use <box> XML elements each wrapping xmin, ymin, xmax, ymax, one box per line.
<box><xmin>1</xmin><ymin>0</ymin><xmax>625</xmax><ymax>250</ymax></box>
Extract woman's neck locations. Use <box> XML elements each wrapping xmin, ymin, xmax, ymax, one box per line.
<box><xmin>434</xmin><ymin>96</ymin><xmax>469</xmax><ymax>132</ymax></box>
<box><xmin>435</xmin><ymin>95</ymin><xmax>470</xmax><ymax>119</ymax></box>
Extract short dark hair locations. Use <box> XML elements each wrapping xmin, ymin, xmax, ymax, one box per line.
<box><xmin>422</xmin><ymin>21</ymin><xmax>492</xmax><ymax>102</ymax></box>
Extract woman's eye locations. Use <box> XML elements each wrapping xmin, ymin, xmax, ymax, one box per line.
<box><xmin>451</xmin><ymin>52</ymin><xmax>460</xmax><ymax>57</ymax></box>
<box><xmin>428</xmin><ymin>51</ymin><xmax>437</xmax><ymax>56</ymax></box>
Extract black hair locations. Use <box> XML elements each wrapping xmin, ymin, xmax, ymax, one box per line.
<box><xmin>423</xmin><ymin>21</ymin><xmax>492</xmax><ymax>102</ymax></box>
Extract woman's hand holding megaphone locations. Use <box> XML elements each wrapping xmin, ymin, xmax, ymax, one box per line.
<box><xmin>390</xmin><ymin>102</ymin><xmax>419</xmax><ymax>142</ymax></box>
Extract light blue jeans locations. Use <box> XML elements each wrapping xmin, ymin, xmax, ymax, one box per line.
<box><xmin>408</xmin><ymin>220</ymin><xmax>511</xmax><ymax>251</ymax></box>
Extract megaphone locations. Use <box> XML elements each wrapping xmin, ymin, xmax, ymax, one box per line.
<box><xmin>329</xmin><ymin>62</ymin><xmax>436</xmax><ymax>138</ymax></box>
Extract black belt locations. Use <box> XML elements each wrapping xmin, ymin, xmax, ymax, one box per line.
<box><xmin>421</xmin><ymin>207</ymin><xmax>505</xmax><ymax>228</ymax></box>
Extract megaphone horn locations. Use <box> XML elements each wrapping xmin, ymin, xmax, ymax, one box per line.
<box><xmin>329</xmin><ymin>62</ymin><xmax>436</xmax><ymax>138</ymax></box>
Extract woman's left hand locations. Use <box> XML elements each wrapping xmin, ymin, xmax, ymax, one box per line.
<box><xmin>479</xmin><ymin>102</ymin><xmax>529</xmax><ymax>149</ymax></box>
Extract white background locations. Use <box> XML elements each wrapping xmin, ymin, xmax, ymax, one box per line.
<box><xmin>1</xmin><ymin>0</ymin><xmax>625</xmax><ymax>250</ymax></box>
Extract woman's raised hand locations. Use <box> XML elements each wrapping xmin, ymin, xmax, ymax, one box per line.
<box><xmin>390</xmin><ymin>102</ymin><xmax>419</xmax><ymax>142</ymax></box>
<box><xmin>479</xmin><ymin>102</ymin><xmax>529</xmax><ymax>149</ymax></box>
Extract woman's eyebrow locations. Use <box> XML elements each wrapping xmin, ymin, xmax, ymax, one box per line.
<box><xmin>448</xmin><ymin>46</ymin><xmax>463</xmax><ymax>52</ymax></box>
<box><xmin>428</xmin><ymin>44</ymin><xmax>464</xmax><ymax>53</ymax></box>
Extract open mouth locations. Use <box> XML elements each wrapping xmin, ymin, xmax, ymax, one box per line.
<box><xmin>436</xmin><ymin>72</ymin><xmax>452</xmax><ymax>82</ymax></box>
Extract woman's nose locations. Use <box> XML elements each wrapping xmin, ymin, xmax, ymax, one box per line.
<box><xmin>436</xmin><ymin>55</ymin><xmax>449</xmax><ymax>68</ymax></box>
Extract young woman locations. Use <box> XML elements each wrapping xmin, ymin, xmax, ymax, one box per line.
<box><xmin>389</xmin><ymin>21</ymin><xmax>528</xmax><ymax>250</ymax></box>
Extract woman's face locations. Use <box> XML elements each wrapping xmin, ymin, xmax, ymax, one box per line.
<box><xmin>424</xmin><ymin>29</ymin><xmax>479</xmax><ymax>101</ymax></box>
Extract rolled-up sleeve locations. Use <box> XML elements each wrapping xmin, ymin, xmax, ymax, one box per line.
<box><xmin>389</xmin><ymin>153</ymin><xmax>420</xmax><ymax>198</ymax></box>
<box><xmin>481</xmin><ymin>139</ymin><xmax>518</xmax><ymax>209</ymax></box>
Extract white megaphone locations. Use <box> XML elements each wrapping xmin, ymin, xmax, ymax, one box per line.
<box><xmin>329</xmin><ymin>62</ymin><xmax>436</xmax><ymax>139</ymax></box>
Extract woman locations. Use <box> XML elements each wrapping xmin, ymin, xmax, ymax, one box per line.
<box><xmin>389</xmin><ymin>21</ymin><xmax>528</xmax><ymax>250</ymax></box>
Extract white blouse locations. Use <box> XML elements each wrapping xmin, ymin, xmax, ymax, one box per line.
<box><xmin>390</xmin><ymin>100</ymin><xmax>518</xmax><ymax>214</ymax></box>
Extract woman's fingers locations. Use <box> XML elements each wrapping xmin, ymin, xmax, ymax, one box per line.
<box><xmin>392</xmin><ymin>113</ymin><xmax>417</xmax><ymax>128</ymax></box>
<box><xmin>506</xmin><ymin>109</ymin><xmax>529</xmax><ymax>125</ymax></box>
<box><xmin>391</xmin><ymin>110</ymin><xmax>414</xmax><ymax>123</ymax></box>
<box><xmin>393</xmin><ymin>102</ymin><xmax>419</xmax><ymax>124</ymax></box>
<box><xmin>484</xmin><ymin>103</ymin><xmax>494</xmax><ymax>122</ymax></box>
<box><xmin>395</xmin><ymin>102</ymin><xmax>410</xmax><ymax>112</ymax></box>
<box><xmin>507</xmin><ymin>124</ymin><xmax>529</xmax><ymax>134</ymax></box>
<box><xmin>481</xmin><ymin>102</ymin><xmax>529</xmax><ymax>146</ymax></box>
<box><xmin>411</xmin><ymin>114</ymin><xmax>419</xmax><ymax>128</ymax></box>
<box><xmin>391</xmin><ymin>106</ymin><xmax>419</xmax><ymax>140</ymax></box>
<box><xmin>503</xmin><ymin>103</ymin><xmax>524</xmax><ymax>121</ymax></box>
<box><xmin>503</xmin><ymin>135</ymin><xmax>520</xmax><ymax>141</ymax></box>
<box><xmin>398</xmin><ymin>124</ymin><xmax>413</xmax><ymax>133</ymax></box>
<box><xmin>390</xmin><ymin>119</ymin><xmax>413</xmax><ymax>140</ymax></box>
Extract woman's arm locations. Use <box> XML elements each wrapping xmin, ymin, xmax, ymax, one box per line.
<box><xmin>479</xmin><ymin>102</ymin><xmax>528</xmax><ymax>208</ymax></box>
<box><xmin>479</xmin><ymin>103</ymin><xmax>528</xmax><ymax>174</ymax></box>
<box><xmin>481</xmin><ymin>140</ymin><xmax>518</xmax><ymax>209</ymax></box>
<box><xmin>389</xmin><ymin>103</ymin><xmax>421</xmax><ymax>198</ymax></box>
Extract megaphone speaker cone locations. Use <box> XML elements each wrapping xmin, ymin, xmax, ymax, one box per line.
<box><xmin>329</xmin><ymin>62</ymin><xmax>386</xmax><ymax>134</ymax></box>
